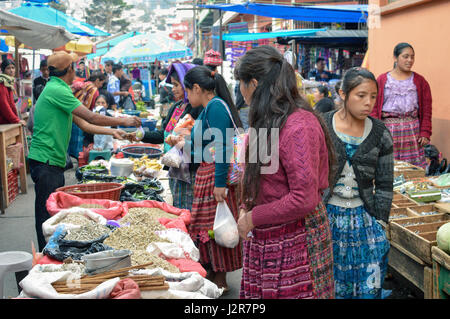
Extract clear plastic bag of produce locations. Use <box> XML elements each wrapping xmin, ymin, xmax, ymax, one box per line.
<box><xmin>213</xmin><ymin>199</ymin><xmax>239</xmax><ymax>249</ymax></box>
<box><xmin>161</xmin><ymin>146</ymin><xmax>183</xmax><ymax>168</ymax></box>
<box><xmin>168</xmin><ymin>149</ymin><xmax>191</xmax><ymax>183</ymax></box>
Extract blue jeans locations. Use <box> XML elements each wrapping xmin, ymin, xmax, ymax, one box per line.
<box><xmin>239</xmin><ymin>107</ymin><xmax>250</xmax><ymax>132</ymax></box>
<box><xmin>29</xmin><ymin>159</ymin><xmax>65</xmax><ymax>252</ymax></box>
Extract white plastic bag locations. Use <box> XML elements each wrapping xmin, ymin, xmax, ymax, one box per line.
<box><xmin>161</xmin><ymin>146</ymin><xmax>183</xmax><ymax>168</ymax></box>
<box><xmin>213</xmin><ymin>200</ymin><xmax>239</xmax><ymax>248</ymax></box>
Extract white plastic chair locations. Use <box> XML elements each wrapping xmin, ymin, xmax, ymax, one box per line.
<box><xmin>0</xmin><ymin>251</ymin><xmax>32</xmax><ymax>298</ymax></box>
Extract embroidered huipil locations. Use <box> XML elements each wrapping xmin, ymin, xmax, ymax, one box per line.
<box><xmin>328</xmin><ymin>117</ymin><xmax>372</xmax><ymax>209</ymax></box>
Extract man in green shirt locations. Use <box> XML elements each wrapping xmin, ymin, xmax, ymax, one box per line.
<box><xmin>28</xmin><ymin>51</ymin><xmax>141</xmax><ymax>251</ymax></box>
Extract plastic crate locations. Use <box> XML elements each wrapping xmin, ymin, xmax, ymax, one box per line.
<box><xmin>56</xmin><ymin>183</ymin><xmax>124</xmax><ymax>201</ymax></box>
<box><xmin>7</xmin><ymin>169</ymin><xmax>19</xmax><ymax>203</ymax></box>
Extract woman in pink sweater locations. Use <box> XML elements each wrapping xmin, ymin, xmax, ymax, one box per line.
<box><xmin>235</xmin><ymin>45</ymin><xmax>335</xmax><ymax>299</ymax></box>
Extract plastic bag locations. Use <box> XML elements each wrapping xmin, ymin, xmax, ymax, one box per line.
<box><xmin>213</xmin><ymin>200</ymin><xmax>239</xmax><ymax>248</ymax></box>
<box><xmin>161</xmin><ymin>146</ymin><xmax>183</xmax><ymax>168</ymax></box>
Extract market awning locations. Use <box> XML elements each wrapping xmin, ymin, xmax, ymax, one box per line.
<box><xmin>198</xmin><ymin>3</ymin><xmax>368</xmax><ymax>23</ymax></box>
<box><xmin>0</xmin><ymin>8</ymin><xmax>73</xmax><ymax>49</ymax></box>
<box><xmin>276</xmin><ymin>29</ymin><xmax>368</xmax><ymax>47</ymax></box>
<box><xmin>212</xmin><ymin>11</ymin><xmax>239</xmax><ymax>27</ymax></box>
<box><xmin>9</xmin><ymin>2</ymin><xmax>109</xmax><ymax>37</ymax></box>
<box><xmin>216</xmin><ymin>28</ymin><xmax>325</xmax><ymax>42</ymax></box>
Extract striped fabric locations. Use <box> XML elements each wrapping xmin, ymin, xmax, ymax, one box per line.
<box><xmin>168</xmin><ymin>173</ymin><xmax>195</xmax><ymax>211</ymax></box>
<box><xmin>188</xmin><ymin>162</ymin><xmax>242</xmax><ymax>272</ymax></box>
<box><xmin>382</xmin><ymin>110</ymin><xmax>427</xmax><ymax>168</ymax></box>
<box><xmin>240</xmin><ymin>202</ymin><xmax>334</xmax><ymax>299</ymax></box>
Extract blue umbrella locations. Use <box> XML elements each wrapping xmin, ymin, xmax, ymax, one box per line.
<box><xmin>102</xmin><ymin>32</ymin><xmax>193</xmax><ymax>65</ymax></box>
<box><xmin>86</xmin><ymin>31</ymin><xmax>142</xmax><ymax>60</ymax></box>
<box><xmin>9</xmin><ymin>2</ymin><xmax>109</xmax><ymax>37</ymax></box>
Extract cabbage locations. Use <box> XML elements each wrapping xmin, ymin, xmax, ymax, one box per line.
<box><xmin>437</xmin><ymin>222</ymin><xmax>450</xmax><ymax>253</ymax></box>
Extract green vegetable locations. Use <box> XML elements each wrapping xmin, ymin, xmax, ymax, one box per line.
<box><xmin>437</xmin><ymin>222</ymin><xmax>450</xmax><ymax>253</ymax></box>
<box><xmin>208</xmin><ymin>230</ymin><xmax>215</xmax><ymax>239</ymax></box>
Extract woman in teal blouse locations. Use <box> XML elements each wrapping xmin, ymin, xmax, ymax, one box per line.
<box><xmin>175</xmin><ymin>66</ymin><xmax>243</xmax><ymax>292</ymax></box>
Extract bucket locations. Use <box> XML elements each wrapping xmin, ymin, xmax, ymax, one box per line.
<box><xmin>81</xmin><ymin>250</ymin><xmax>132</xmax><ymax>275</ymax></box>
<box><xmin>141</xmin><ymin>119</ymin><xmax>157</xmax><ymax>131</ymax></box>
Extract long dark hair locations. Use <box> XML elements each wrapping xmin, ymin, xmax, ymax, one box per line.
<box><xmin>184</xmin><ymin>66</ymin><xmax>242</xmax><ymax>128</ymax></box>
<box><xmin>235</xmin><ymin>45</ymin><xmax>335</xmax><ymax>209</ymax></box>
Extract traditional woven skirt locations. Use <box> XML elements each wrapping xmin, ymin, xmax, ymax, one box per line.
<box><xmin>240</xmin><ymin>202</ymin><xmax>334</xmax><ymax>299</ymax></box>
<box><xmin>188</xmin><ymin>162</ymin><xmax>242</xmax><ymax>273</ymax></box>
<box><xmin>168</xmin><ymin>171</ymin><xmax>196</xmax><ymax>211</ymax></box>
<box><xmin>326</xmin><ymin>204</ymin><xmax>390</xmax><ymax>299</ymax></box>
<box><xmin>382</xmin><ymin>110</ymin><xmax>427</xmax><ymax>168</ymax></box>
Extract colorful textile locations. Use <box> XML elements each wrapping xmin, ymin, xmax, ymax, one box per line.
<box><xmin>382</xmin><ymin>110</ymin><xmax>427</xmax><ymax>168</ymax></box>
<box><xmin>372</xmin><ymin>71</ymin><xmax>432</xmax><ymax>139</ymax></box>
<box><xmin>326</xmin><ymin>204</ymin><xmax>390</xmax><ymax>299</ymax></box>
<box><xmin>204</xmin><ymin>49</ymin><xmax>223</xmax><ymax>66</ymax></box>
<box><xmin>72</xmin><ymin>81</ymin><xmax>99</xmax><ymax>110</ymax></box>
<box><xmin>240</xmin><ymin>202</ymin><xmax>334</xmax><ymax>299</ymax></box>
<box><xmin>382</xmin><ymin>73</ymin><xmax>418</xmax><ymax>114</ymax></box>
<box><xmin>166</xmin><ymin>63</ymin><xmax>196</xmax><ymax>103</ymax></box>
<box><xmin>165</xmin><ymin>103</ymin><xmax>185</xmax><ymax>133</ymax></box>
<box><xmin>168</xmin><ymin>172</ymin><xmax>196</xmax><ymax>211</ymax></box>
<box><xmin>188</xmin><ymin>162</ymin><xmax>242</xmax><ymax>273</ymax></box>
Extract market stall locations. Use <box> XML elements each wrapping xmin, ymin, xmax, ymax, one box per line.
<box><xmin>386</xmin><ymin>161</ymin><xmax>450</xmax><ymax>299</ymax></box>
<box><xmin>15</xmin><ymin>140</ymin><xmax>225</xmax><ymax>299</ymax></box>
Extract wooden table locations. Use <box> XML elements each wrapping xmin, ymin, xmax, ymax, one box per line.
<box><xmin>0</xmin><ymin>124</ymin><xmax>28</xmax><ymax>213</ymax></box>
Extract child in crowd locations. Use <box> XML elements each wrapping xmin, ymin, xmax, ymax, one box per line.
<box><xmin>322</xmin><ymin>67</ymin><xmax>394</xmax><ymax>299</ymax></box>
<box><xmin>92</xmin><ymin>95</ymin><xmax>114</xmax><ymax>151</ymax></box>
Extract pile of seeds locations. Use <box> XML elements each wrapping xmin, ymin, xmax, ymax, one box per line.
<box><xmin>64</xmin><ymin>222</ymin><xmax>111</xmax><ymax>242</ymax></box>
<box><xmin>53</xmin><ymin>213</ymin><xmax>93</xmax><ymax>226</ymax></box>
<box><xmin>131</xmin><ymin>250</ymin><xmax>180</xmax><ymax>273</ymax></box>
<box><xmin>120</xmin><ymin>208</ymin><xmax>175</xmax><ymax>229</ymax></box>
<box><xmin>104</xmin><ymin>225</ymin><xmax>170</xmax><ymax>251</ymax></box>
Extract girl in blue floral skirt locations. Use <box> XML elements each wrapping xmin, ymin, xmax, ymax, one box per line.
<box><xmin>322</xmin><ymin>67</ymin><xmax>394</xmax><ymax>299</ymax></box>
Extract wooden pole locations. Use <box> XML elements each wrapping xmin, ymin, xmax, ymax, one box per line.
<box><xmin>219</xmin><ymin>10</ymin><xmax>223</xmax><ymax>75</ymax></box>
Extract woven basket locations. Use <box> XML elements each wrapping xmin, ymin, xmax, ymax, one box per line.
<box><xmin>56</xmin><ymin>183</ymin><xmax>124</xmax><ymax>201</ymax></box>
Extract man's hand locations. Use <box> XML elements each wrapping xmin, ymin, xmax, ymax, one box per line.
<box><xmin>320</xmin><ymin>73</ymin><xmax>329</xmax><ymax>79</ymax></box>
<box><xmin>122</xmin><ymin>116</ymin><xmax>141</xmax><ymax>127</ymax></box>
<box><xmin>112</xmin><ymin>129</ymin><xmax>128</xmax><ymax>140</ymax></box>
<box><xmin>18</xmin><ymin>120</ymin><xmax>27</xmax><ymax>126</ymax></box>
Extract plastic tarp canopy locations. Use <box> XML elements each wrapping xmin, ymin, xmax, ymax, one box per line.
<box><xmin>216</xmin><ymin>28</ymin><xmax>325</xmax><ymax>42</ymax></box>
<box><xmin>198</xmin><ymin>3</ymin><xmax>368</xmax><ymax>23</ymax></box>
<box><xmin>87</xmin><ymin>31</ymin><xmax>142</xmax><ymax>61</ymax></box>
<box><xmin>9</xmin><ymin>3</ymin><xmax>109</xmax><ymax>37</ymax></box>
<box><xmin>277</xmin><ymin>29</ymin><xmax>368</xmax><ymax>46</ymax></box>
<box><xmin>0</xmin><ymin>8</ymin><xmax>73</xmax><ymax>49</ymax></box>
<box><xmin>102</xmin><ymin>32</ymin><xmax>193</xmax><ymax>65</ymax></box>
